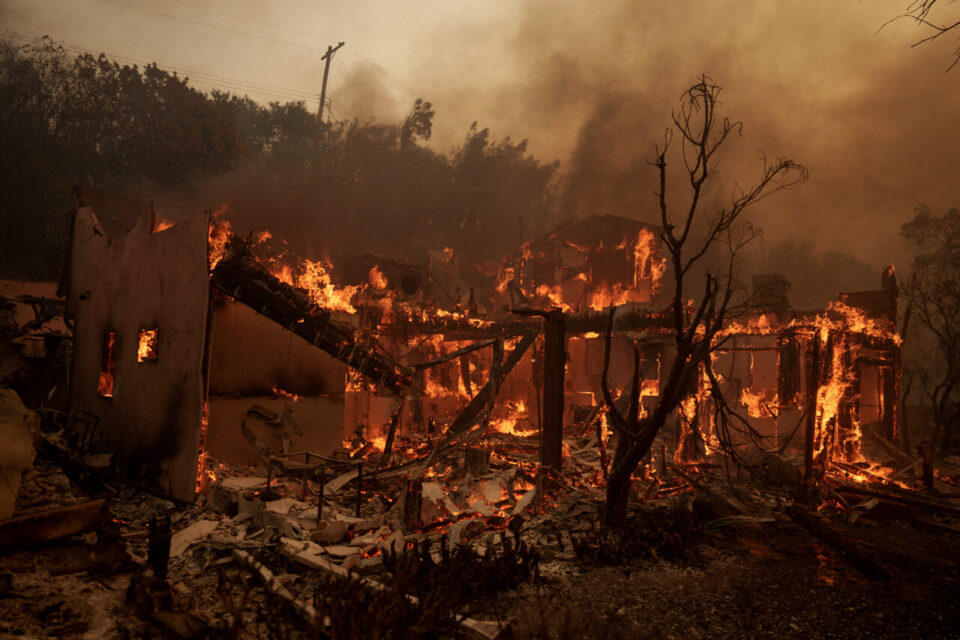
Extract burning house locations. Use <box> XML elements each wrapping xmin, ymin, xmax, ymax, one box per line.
<box><xmin>6</xmin><ymin>8</ymin><xmax>960</xmax><ymax>635</ymax></box>
<box><xmin>4</xmin><ymin>188</ymin><xmax>955</xmax><ymax>640</ymax></box>
<box><xmin>63</xmin><ymin>191</ymin><xmax>904</xmax><ymax>504</ymax></box>
<box><xmin>65</xmin><ymin>191</ymin><xmax>409</xmax><ymax>502</ymax></box>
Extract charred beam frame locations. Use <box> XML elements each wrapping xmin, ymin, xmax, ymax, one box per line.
<box><xmin>210</xmin><ymin>249</ymin><xmax>412</xmax><ymax>394</ymax></box>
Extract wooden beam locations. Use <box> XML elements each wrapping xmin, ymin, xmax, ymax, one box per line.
<box><xmin>541</xmin><ymin>310</ymin><xmax>565</xmax><ymax>471</ymax></box>
<box><xmin>446</xmin><ymin>332</ymin><xmax>536</xmax><ymax>435</ymax></box>
<box><xmin>210</xmin><ymin>249</ymin><xmax>412</xmax><ymax>394</ymax></box>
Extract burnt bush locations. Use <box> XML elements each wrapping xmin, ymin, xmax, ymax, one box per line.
<box><xmin>382</xmin><ymin>530</ymin><xmax>539</xmax><ymax>603</ymax></box>
<box><xmin>309</xmin><ymin>571</ymin><xmax>457</xmax><ymax>640</ymax></box>
<box><xmin>297</xmin><ymin>531</ymin><xmax>538</xmax><ymax>639</ymax></box>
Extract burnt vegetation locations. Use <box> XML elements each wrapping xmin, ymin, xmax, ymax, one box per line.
<box><xmin>0</xmin><ymin>37</ymin><xmax>560</xmax><ymax>279</ymax></box>
<box><xmin>599</xmin><ymin>76</ymin><xmax>807</xmax><ymax>527</ymax></box>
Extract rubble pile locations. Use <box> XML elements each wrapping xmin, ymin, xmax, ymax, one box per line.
<box><xmin>4</xmin><ymin>395</ymin><xmax>960</xmax><ymax>638</ymax></box>
<box><xmin>3</xmin><ymin>198</ymin><xmax>960</xmax><ymax>637</ymax></box>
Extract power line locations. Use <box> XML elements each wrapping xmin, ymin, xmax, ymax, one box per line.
<box><xmin>4</xmin><ymin>29</ymin><xmax>421</xmax><ymax>115</ymax></box>
<box><xmin>164</xmin><ymin>0</ymin><xmax>340</xmax><ymax>46</ymax></box>
<box><xmin>98</xmin><ymin>0</ymin><xmax>422</xmax><ymax>103</ymax></box>
<box><xmin>328</xmin><ymin>102</ymin><xmax>361</xmax><ymax>119</ymax></box>
<box><xmin>4</xmin><ymin>31</ymin><xmax>321</xmax><ymax>104</ymax></box>
<box><xmin>101</xmin><ymin>0</ymin><xmax>329</xmax><ymax>53</ymax></box>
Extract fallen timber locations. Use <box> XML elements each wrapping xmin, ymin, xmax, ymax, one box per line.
<box><xmin>377</xmin><ymin>307</ymin><xmax>675</xmax><ymax>340</ymax></box>
<box><xmin>210</xmin><ymin>247</ymin><xmax>412</xmax><ymax>394</ymax></box>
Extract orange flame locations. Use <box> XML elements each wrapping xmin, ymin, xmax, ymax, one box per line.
<box><xmin>633</xmin><ymin>229</ymin><xmax>667</xmax><ymax>295</ymax></box>
<box><xmin>496</xmin><ymin>267</ymin><xmax>514</xmax><ymax>294</ymax></box>
<box><xmin>97</xmin><ymin>331</ymin><xmax>116</xmax><ymax>397</ymax></box>
<box><xmin>272</xmin><ymin>386</ymin><xmax>301</xmax><ymax>402</ymax></box>
<box><xmin>535</xmin><ymin>284</ymin><xmax>573</xmax><ymax>312</ymax></box>
<box><xmin>196</xmin><ymin>401</ymin><xmax>211</xmax><ymax>495</ymax></box>
<box><xmin>207</xmin><ymin>205</ymin><xmax>232</xmax><ymax>271</ymax></box>
<box><xmin>491</xmin><ymin>400</ymin><xmax>535</xmax><ymax>436</ymax></box>
<box><xmin>739</xmin><ymin>387</ymin><xmax>778</xmax><ymax>419</ymax></box>
<box><xmin>369</xmin><ymin>265</ymin><xmax>388</xmax><ymax>290</ymax></box>
<box><xmin>137</xmin><ymin>329</ymin><xmax>158</xmax><ymax>362</ymax></box>
<box><xmin>152</xmin><ymin>216</ymin><xmax>175</xmax><ymax>233</ymax></box>
<box><xmin>269</xmin><ymin>256</ymin><xmax>359</xmax><ymax>313</ymax></box>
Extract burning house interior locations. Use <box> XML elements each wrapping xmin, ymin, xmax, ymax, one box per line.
<box><xmin>3</xmin><ymin>5</ymin><xmax>960</xmax><ymax>638</ymax></box>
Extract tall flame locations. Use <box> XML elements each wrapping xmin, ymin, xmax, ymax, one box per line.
<box><xmin>207</xmin><ymin>204</ymin><xmax>232</xmax><ymax>271</ymax></box>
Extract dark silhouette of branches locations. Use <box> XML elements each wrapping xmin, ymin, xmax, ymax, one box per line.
<box><xmin>600</xmin><ymin>76</ymin><xmax>806</xmax><ymax>528</ymax></box>
<box><xmin>902</xmin><ymin>205</ymin><xmax>960</xmax><ymax>454</ymax></box>
<box><xmin>0</xmin><ymin>36</ymin><xmax>560</xmax><ymax>278</ymax></box>
<box><xmin>880</xmin><ymin>1</ymin><xmax>960</xmax><ymax>70</ymax></box>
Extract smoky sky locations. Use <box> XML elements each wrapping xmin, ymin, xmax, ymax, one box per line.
<box><xmin>407</xmin><ymin>0</ymin><xmax>960</xmax><ymax>277</ymax></box>
<box><xmin>5</xmin><ymin>0</ymin><xmax>958</xmax><ymax>284</ymax></box>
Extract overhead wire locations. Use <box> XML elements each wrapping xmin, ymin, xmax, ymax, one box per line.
<box><xmin>3</xmin><ymin>31</ymin><xmax>321</xmax><ymax>105</ymax></box>
<box><xmin>100</xmin><ymin>0</ymin><xmax>330</xmax><ymax>53</ymax></box>
<box><xmin>161</xmin><ymin>0</ymin><xmax>341</xmax><ymax>45</ymax></box>
<box><xmin>7</xmin><ymin>0</ymin><xmax>427</xmax><ymax>111</ymax></box>
<box><xmin>97</xmin><ymin>0</ymin><xmax>423</xmax><ymax>103</ymax></box>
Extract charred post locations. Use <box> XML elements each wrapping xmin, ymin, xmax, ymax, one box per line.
<box><xmin>541</xmin><ymin>310</ymin><xmax>565</xmax><ymax>471</ymax></box>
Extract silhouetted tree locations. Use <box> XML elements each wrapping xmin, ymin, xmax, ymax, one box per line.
<box><xmin>601</xmin><ymin>76</ymin><xmax>807</xmax><ymax>528</ymax></box>
<box><xmin>400</xmin><ymin>98</ymin><xmax>434</xmax><ymax>149</ymax></box>
<box><xmin>0</xmin><ymin>38</ymin><xmax>242</xmax><ymax>277</ymax></box>
<box><xmin>902</xmin><ymin>204</ymin><xmax>960</xmax><ymax>454</ymax></box>
<box><xmin>447</xmin><ymin>123</ymin><xmax>559</xmax><ymax>259</ymax></box>
<box><xmin>0</xmin><ymin>38</ymin><xmax>73</xmax><ymax>278</ymax></box>
<box><xmin>0</xmin><ymin>37</ymin><xmax>562</xmax><ymax>278</ymax></box>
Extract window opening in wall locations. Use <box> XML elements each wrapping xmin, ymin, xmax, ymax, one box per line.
<box><xmin>98</xmin><ymin>331</ymin><xmax>117</xmax><ymax>397</ymax></box>
<box><xmin>138</xmin><ymin>329</ymin><xmax>159</xmax><ymax>362</ymax></box>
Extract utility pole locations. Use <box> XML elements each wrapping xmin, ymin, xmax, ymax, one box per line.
<box><xmin>318</xmin><ymin>41</ymin><xmax>345</xmax><ymax>121</ymax></box>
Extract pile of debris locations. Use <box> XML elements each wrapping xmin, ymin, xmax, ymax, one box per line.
<box><xmin>4</xmin><ymin>374</ymin><xmax>960</xmax><ymax>638</ymax></box>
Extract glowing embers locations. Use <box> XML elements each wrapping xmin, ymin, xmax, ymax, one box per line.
<box><xmin>151</xmin><ymin>216</ymin><xmax>175</xmax><ymax>233</ymax></box>
<box><xmin>491</xmin><ymin>400</ymin><xmax>537</xmax><ymax>436</ymax></box>
<box><xmin>97</xmin><ymin>331</ymin><xmax>117</xmax><ymax>397</ymax></box>
<box><xmin>739</xmin><ymin>387</ymin><xmax>779</xmax><ymax>419</ymax></box>
<box><xmin>137</xmin><ymin>329</ymin><xmax>159</xmax><ymax>362</ymax></box>
<box><xmin>196</xmin><ymin>401</ymin><xmax>212</xmax><ymax>494</ymax></box>
<box><xmin>368</xmin><ymin>265</ymin><xmax>388</xmax><ymax>290</ymax></box>
<box><xmin>272</xmin><ymin>386</ymin><xmax>301</xmax><ymax>402</ymax></box>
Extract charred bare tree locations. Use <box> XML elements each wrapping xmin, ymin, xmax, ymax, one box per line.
<box><xmin>600</xmin><ymin>77</ymin><xmax>807</xmax><ymax>528</ymax></box>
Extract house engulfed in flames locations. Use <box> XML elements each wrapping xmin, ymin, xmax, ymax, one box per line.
<box><xmin>65</xmin><ymin>194</ymin><xmax>901</xmax><ymax>502</ymax></box>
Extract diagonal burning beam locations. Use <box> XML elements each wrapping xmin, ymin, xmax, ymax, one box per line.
<box><xmin>210</xmin><ymin>246</ymin><xmax>412</xmax><ymax>394</ymax></box>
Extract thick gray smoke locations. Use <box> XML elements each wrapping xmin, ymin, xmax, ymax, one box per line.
<box><xmin>8</xmin><ymin>0</ymin><xmax>955</xmax><ymax>295</ymax></box>
<box><xmin>408</xmin><ymin>0</ymin><xmax>959</xmax><ymax>283</ymax></box>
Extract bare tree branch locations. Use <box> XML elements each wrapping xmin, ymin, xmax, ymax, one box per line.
<box><xmin>602</xmin><ymin>76</ymin><xmax>806</xmax><ymax>527</ymax></box>
<box><xmin>878</xmin><ymin>0</ymin><xmax>960</xmax><ymax>70</ymax></box>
